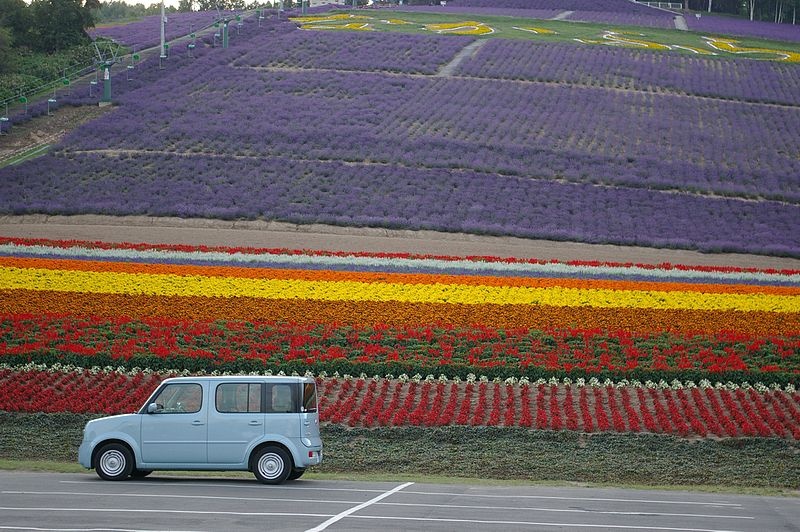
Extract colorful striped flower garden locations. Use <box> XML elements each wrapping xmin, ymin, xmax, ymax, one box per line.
<box><xmin>0</xmin><ymin>237</ymin><xmax>798</xmax><ymax>439</ymax></box>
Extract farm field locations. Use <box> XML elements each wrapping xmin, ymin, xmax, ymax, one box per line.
<box><xmin>1</xmin><ymin>1</ymin><xmax>799</xmax><ymax>488</ymax></box>
<box><xmin>1</xmin><ymin>8</ymin><xmax>799</xmax><ymax>257</ymax></box>
<box><xmin>0</xmin><ymin>238</ymin><xmax>797</xmax><ymax>443</ymax></box>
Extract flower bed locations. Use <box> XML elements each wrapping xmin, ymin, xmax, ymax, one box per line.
<box><xmin>399</xmin><ymin>0</ymin><xmax>676</xmax><ymax>29</ymax></box>
<box><xmin>456</xmin><ymin>39</ymin><xmax>800</xmax><ymax>107</ymax></box>
<box><xmin>2</xmin><ymin>365</ymin><xmax>798</xmax><ymax>440</ymax></box>
<box><xmin>0</xmin><ymin>314</ymin><xmax>797</xmax><ymax>381</ymax></box>
<box><xmin>0</xmin><ymin>238</ymin><xmax>797</xmax><ymax>382</ymax></box>
<box><xmin>0</xmin><ymin>238</ymin><xmax>797</xmax><ymax>441</ymax></box>
<box><xmin>91</xmin><ymin>10</ymin><xmax>236</xmax><ymax>50</ymax></box>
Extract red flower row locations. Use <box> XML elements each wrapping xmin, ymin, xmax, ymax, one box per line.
<box><xmin>2</xmin><ymin>368</ymin><xmax>798</xmax><ymax>439</ymax></box>
<box><xmin>1</xmin><ymin>314</ymin><xmax>797</xmax><ymax>375</ymax></box>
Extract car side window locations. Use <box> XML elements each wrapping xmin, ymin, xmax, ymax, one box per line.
<box><xmin>216</xmin><ymin>383</ymin><xmax>263</xmax><ymax>413</ymax></box>
<box><xmin>151</xmin><ymin>383</ymin><xmax>202</xmax><ymax>414</ymax></box>
<box><xmin>302</xmin><ymin>382</ymin><xmax>318</xmax><ymax>413</ymax></box>
<box><xmin>267</xmin><ymin>384</ymin><xmax>294</xmax><ymax>413</ymax></box>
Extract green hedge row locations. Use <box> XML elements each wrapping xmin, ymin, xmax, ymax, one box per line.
<box><xmin>1</xmin><ymin>412</ymin><xmax>798</xmax><ymax>489</ymax></box>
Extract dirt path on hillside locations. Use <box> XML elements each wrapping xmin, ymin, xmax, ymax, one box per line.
<box><xmin>0</xmin><ymin>106</ymin><xmax>112</xmax><ymax>164</ymax></box>
<box><xmin>1</xmin><ymin>214</ymin><xmax>799</xmax><ymax>269</ymax></box>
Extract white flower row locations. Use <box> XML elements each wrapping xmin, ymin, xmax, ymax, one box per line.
<box><xmin>3</xmin><ymin>362</ymin><xmax>795</xmax><ymax>394</ymax></box>
<box><xmin>2</xmin><ymin>242</ymin><xmax>797</xmax><ymax>285</ymax></box>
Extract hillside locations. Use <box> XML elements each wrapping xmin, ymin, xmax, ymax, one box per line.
<box><xmin>1</xmin><ymin>6</ymin><xmax>799</xmax><ymax>257</ymax></box>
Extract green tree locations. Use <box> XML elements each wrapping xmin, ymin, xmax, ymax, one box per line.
<box><xmin>0</xmin><ymin>27</ymin><xmax>14</xmax><ymax>74</ymax></box>
<box><xmin>0</xmin><ymin>0</ymin><xmax>32</xmax><ymax>49</ymax></box>
<box><xmin>28</xmin><ymin>0</ymin><xmax>95</xmax><ymax>53</ymax></box>
<box><xmin>178</xmin><ymin>0</ymin><xmax>197</xmax><ymax>11</ymax></box>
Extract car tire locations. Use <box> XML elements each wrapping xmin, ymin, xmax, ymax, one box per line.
<box><xmin>252</xmin><ymin>446</ymin><xmax>291</xmax><ymax>485</ymax></box>
<box><xmin>95</xmin><ymin>443</ymin><xmax>134</xmax><ymax>481</ymax></box>
<box><xmin>287</xmin><ymin>468</ymin><xmax>305</xmax><ymax>481</ymax></box>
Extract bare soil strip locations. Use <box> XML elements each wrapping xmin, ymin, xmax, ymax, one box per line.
<box><xmin>1</xmin><ymin>214</ymin><xmax>799</xmax><ymax>269</ymax></box>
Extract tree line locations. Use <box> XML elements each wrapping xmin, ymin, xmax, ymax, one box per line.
<box><xmin>687</xmin><ymin>0</ymin><xmax>799</xmax><ymax>23</ymax></box>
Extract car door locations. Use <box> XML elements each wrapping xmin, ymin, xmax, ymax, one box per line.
<box><xmin>207</xmin><ymin>382</ymin><xmax>265</xmax><ymax>464</ymax></box>
<box><xmin>140</xmin><ymin>381</ymin><xmax>208</xmax><ymax>464</ymax></box>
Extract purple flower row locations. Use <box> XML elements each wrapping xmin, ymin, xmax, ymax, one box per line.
<box><xmin>233</xmin><ymin>28</ymin><xmax>473</xmax><ymax>74</ymax></box>
<box><xmin>456</xmin><ymin>39</ymin><xmax>800</xmax><ymax>106</ymax></box>
<box><xmin>90</xmin><ymin>10</ymin><xmax>240</xmax><ymax>50</ymax></box>
<box><xmin>61</xmin><ymin>63</ymin><xmax>800</xmax><ymax>202</ymax></box>
<box><xmin>4</xmin><ymin>14</ymin><xmax>270</xmax><ymax>129</ymax></box>
<box><xmin>684</xmin><ymin>13</ymin><xmax>800</xmax><ymax>43</ymax></box>
<box><xmin>1</xmin><ymin>151</ymin><xmax>797</xmax><ymax>256</ymax></box>
<box><xmin>566</xmin><ymin>10</ymin><xmax>675</xmax><ymax>29</ymax></box>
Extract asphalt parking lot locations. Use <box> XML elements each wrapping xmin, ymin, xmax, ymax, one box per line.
<box><xmin>0</xmin><ymin>471</ymin><xmax>798</xmax><ymax>532</ymax></box>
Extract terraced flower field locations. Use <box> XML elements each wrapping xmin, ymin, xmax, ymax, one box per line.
<box><xmin>0</xmin><ymin>237</ymin><xmax>797</xmax><ymax>441</ymax></box>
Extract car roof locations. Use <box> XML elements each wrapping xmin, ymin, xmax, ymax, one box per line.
<box><xmin>161</xmin><ymin>375</ymin><xmax>314</xmax><ymax>384</ymax></box>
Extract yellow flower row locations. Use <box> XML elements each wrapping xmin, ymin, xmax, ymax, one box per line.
<box><xmin>2</xmin><ymin>267</ymin><xmax>797</xmax><ymax>313</ymax></box>
<box><xmin>425</xmin><ymin>21</ymin><xmax>494</xmax><ymax>35</ymax></box>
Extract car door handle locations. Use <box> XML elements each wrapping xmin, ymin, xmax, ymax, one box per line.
<box><xmin>248</xmin><ymin>421</ymin><xmax>262</xmax><ymax>426</ymax></box>
<box><xmin>191</xmin><ymin>421</ymin><xmax>205</xmax><ymax>426</ymax></box>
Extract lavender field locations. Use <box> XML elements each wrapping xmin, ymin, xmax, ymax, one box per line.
<box><xmin>2</xmin><ymin>14</ymin><xmax>799</xmax><ymax>257</ymax></box>
<box><xmin>234</xmin><ymin>30</ymin><xmax>473</xmax><ymax>74</ymax></box>
<box><xmin>91</xmin><ymin>10</ymin><xmax>236</xmax><ymax>50</ymax></box>
<box><xmin>456</xmin><ymin>39</ymin><xmax>800</xmax><ymax>106</ymax></box>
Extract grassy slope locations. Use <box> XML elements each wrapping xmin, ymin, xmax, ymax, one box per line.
<box><xmin>301</xmin><ymin>9</ymin><xmax>800</xmax><ymax>58</ymax></box>
<box><xmin>2</xmin><ymin>412</ymin><xmax>797</xmax><ymax>491</ymax></box>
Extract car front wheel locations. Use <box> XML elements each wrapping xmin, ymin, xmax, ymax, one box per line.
<box><xmin>95</xmin><ymin>443</ymin><xmax>134</xmax><ymax>481</ymax></box>
<box><xmin>252</xmin><ymin>446</ymin><xmax>291</xmax><ymax>484</ymax></box>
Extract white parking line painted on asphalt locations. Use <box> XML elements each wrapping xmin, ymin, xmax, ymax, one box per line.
<box><xmin>59</xmin><ymin>479</ymin><xmax>390</xmax><ymax>494</ymax></box>
<box><xmin>350</xmin><ymin>514</ymin><xmax>744</xmax><ymax>532</ymax></box>
<box><xmin>0</xmin><ymin>525</ymin><xmax>200</xmax><ymax>532</ymax></box>
<box><xmin>4</xmin><ymin>490</ymin><xmax>361</xmax><ymax>506</ymax></box>
<box><xmin>375</xmin><ymin>501</ymin><xmax>753</xmax><ymax>520</ymax></box>
<box><xmin>0</xmin><ymin>507</ymin><xmax>333</xmax><ymax>519</ymax></box>
<box><xmin>398</xmin><ymin>489</ymin><xmax>744</xmax><ymax>507</ymax></box>
<box><xmin>2</xmin><ymin>490</ymin><xmax>752</xmax><ymax>521</ymax></box>
<box><xmin>54</xmin><ymin>480</ymin><xmax>745</xmax><ymax>508</ymax></box>
<box><xmin>304</xmin><ymin>481</ymin><xmax>414</xmax><ymax>532</ymax></box>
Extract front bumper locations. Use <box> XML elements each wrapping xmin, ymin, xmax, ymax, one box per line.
<box><xmin>78</xmin><ymin>441</ymin><xmax>92</xmax><ymax>469</ymax></box>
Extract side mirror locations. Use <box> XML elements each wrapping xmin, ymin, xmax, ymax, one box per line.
<box><xmin>147</xmin><ymin>403</ymin><xmax>160</xmax><ymax>414</ymax></box>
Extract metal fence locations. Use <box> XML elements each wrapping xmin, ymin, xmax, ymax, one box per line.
<box><xmin>1</xmin><ymin>60</ymin><xmax>99</xmax><ymax>120</ymax></box>
<box><xmin>636</xmin><ymin>1</ymin><xmax>684</xmax><ymax>9</ymax></box>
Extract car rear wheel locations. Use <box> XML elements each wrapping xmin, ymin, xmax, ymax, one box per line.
<box><xmin>95</xmin><ymin>443</ymin><xmax>133</xmax><ymax>481</ymax></box>
<box><xmin>252</xmin><ymin>446</ymin><xmax>291</xmax><ymax>484</ymax></box>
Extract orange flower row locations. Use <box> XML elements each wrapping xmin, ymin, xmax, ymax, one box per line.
<box><xmin>2</xmin><ymin>289</ymin><xmax>797</xmax><ymax>336</ymax></box>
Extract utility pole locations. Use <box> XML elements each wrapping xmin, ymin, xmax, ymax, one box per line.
<box><xmin>160</xmin><ymin>1</ymin><xmax>167</xmax><ymax>61</ymax></box>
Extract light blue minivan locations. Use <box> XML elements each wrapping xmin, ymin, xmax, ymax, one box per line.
<box><xmin>78</xmin><ymin>375</ymin><xmax>323</xmax><ymax>484</ymax></box>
